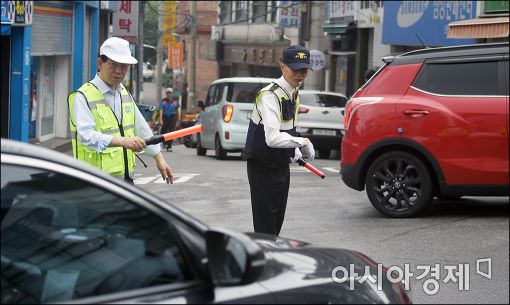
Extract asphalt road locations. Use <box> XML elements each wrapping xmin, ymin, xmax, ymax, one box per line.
<box><xmin>134</xmin><ymin>143</ymin><xmax>509</xmax><ymax>304</ymax></box>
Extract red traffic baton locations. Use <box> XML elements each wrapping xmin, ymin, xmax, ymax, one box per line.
<box><xmin>145</xmin><ymin>124</ymin><xmax>203</xmax><ymax>145</ymax></box>
<box><xmin>297</xmin><ymin>158</ymin><xmax>325</xmax><ymax>179</ymax></box>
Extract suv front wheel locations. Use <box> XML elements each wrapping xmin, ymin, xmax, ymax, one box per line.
<box><xmin>365</xmin><ymin>151</ymin><xmax>433</xmax><ymax>218</ymax></box>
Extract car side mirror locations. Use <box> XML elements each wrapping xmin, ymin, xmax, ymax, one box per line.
<box><xmin>205</xmin><ymin>229</ymin><xmax>265</xmax><ymax>286</ymax></box>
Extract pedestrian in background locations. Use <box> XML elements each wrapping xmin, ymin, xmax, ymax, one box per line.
<box><xmin>159</xmin><ymin>88</ymin><xmax>181</xmax><ymax>152</ymax></box>
<box><xmin>68</xmin><ymin>37</ymin><xmax>174</xmax><ymax>184</ymax></box>
<box><xmin>364</xmin><ymin>67</ymin><xmax>379</xmax><ymax>83</ymax></box>
<box><xmin>242</xmin><ymin>45</ymin><xmax>316</xmax><ymax>236</ymax></box>
<box><xmin>194</xmin><ymin>100</ymin><xmax>205</xmax><ymax>120</ymax></box>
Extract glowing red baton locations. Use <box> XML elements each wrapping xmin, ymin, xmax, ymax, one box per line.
<box><xmin>297</xmin><ymin>158</ymin><xmax>325</xmax><ymax>179</ymax></box>
<box><xmin>145</xmin><ymin>124</ymin><xmax>203</xmax><ymax>145</ymax></box>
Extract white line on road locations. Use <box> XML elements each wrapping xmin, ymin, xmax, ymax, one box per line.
<box><xmin>134</xmin><ymin>176</ymin><xmax>158</xmax><ymax>185</ymax></box>
<box><xmin>323</xmin><ymin>167</ymin><xmax>340</xmax><ymax>173</ymax></box>
<box><xmin>135</xmin><ymin>173</ymin><xmax>200</xmax><ymax>185</ymax></box>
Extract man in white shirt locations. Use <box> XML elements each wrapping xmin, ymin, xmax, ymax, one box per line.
<box><xmin>242</xmin><ymin>45</ymin><xmax>315</xmax><ymax>236</ymax></box>
<box><xmin>69</xmin><ymin>37</ymin><xmax>173</xmax><ymax>184</ymax></box>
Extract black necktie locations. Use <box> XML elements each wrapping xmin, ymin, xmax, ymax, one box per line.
<box><xmin>292</xmin><ymin>89</ymin><xmax>298</xmax><ymax>103</ymax></box>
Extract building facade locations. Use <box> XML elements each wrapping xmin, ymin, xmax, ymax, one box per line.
<box><xmin>1</xmin><ymin>0</ymin><xmax>100</xmax><ymax>144</ymax></box>
<box><xmin>175</xmin><ymin>1</ymin><xmax>219</xmax><ymax>112</ymax></box>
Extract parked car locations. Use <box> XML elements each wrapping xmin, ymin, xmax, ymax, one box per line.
<box><xmin>341</xmin><ymin>43</ymin><xmax>509</xmax><ymax>218</ymax></box>
<box><xmin>197</xmin><ymin>77</ymin><xmax>275</xmax><ymax>159</ymax></box>
<box><xmin>1</xmin><ymin>139</ymin><xmax>411</xmax><ymax>304</ymax></box>
<box><xmin>143</xmin><ymin>62</ymin><xmax>155</xmax><ymax>82</ymax></box>
<box><xmin>296</xmin><ymin>90</ymin><xmax>348</xmax><ymax>159</ymax></box>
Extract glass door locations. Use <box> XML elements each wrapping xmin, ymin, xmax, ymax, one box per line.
<box><xmin>37</xmin><ymin>56</ymin><xmax>56</xmax><ymax>141</ymax></box>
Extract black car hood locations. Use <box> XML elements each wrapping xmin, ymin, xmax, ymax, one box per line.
<box><xmin>244</xmin><ymin>232</ymin><xmax>410</xmax><ymax>304</ymax></box>
<box><xmin>246</xmin><ymin>232</ymin><xmax>372</xmax><ymax>278</ymax></box>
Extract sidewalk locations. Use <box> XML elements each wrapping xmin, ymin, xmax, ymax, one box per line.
<box><xmin>32</xmin><ymin>137</ymin><xmax>72</xmax><ymax>154</ymax></box>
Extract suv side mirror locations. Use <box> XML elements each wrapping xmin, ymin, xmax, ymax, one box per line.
<box><xmin>205</xmin><ymin>229</ymin><xmax>265</xmax><ymax>286</ymax></box>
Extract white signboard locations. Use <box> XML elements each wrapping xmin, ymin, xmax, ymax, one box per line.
<box><xmin>328</xmin><ymin>1</ymin><xmax>354</xmax><ymax>19</ymax></box>
<box><xmin>277</xmin><ymin>0</ymin><xmax>299</xmax><ymax>28</ymax></box>
<box><xmin>112</xmin><ymin>0</ymin><xmax>138</xmax><ymax>44</ymax></box>
<box><xmin>310</xmin><ymin>50</ymin><xmax>326</xmax><ymax>71</ymax></box>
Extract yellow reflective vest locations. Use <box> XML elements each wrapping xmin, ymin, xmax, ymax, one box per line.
<box><xmin>68</xmin><ymin>83</ymin><xmax>136</xmax><ymax>179</ymax></box>
<box><xmin>242</xmin><ymin>82</ymin><xmax>300</xmax><ymax>168</ymax></box>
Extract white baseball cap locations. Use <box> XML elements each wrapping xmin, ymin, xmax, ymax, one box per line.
<box><xmin>166</xmin><ymin>87</ymin><xmax>173</xmax><ymax>93</ymax></box>
<box><xmin>100</xmin><ymin>37</ymin><xmax>138</xmax><ymax>64</ymax></box>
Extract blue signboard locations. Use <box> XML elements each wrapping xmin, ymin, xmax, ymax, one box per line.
<box><xmin>1</xmin><ymin>0</ymin><xmax>11</xmax><ymax>35</ymax></box>
<box><xmin>382</xmin><ymin>1</ymin><xmax>476</xmax><ymax>46</ymax></box>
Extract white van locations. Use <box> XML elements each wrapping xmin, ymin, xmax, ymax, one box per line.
<box><xmin>197</xmin><ymin>77</ymin><xmax>275</xmax><ymax>159</ymax></box>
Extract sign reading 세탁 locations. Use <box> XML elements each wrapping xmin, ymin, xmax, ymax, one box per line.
<box><xmin>112</xmin><ymin>0</ymin><xmax>138</xmax><ymax>44</ymax></box>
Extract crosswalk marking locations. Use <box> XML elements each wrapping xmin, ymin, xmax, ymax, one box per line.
<box><xmin>134</xmin><ymin>176</ymin><xmax>158</xmax><ymax>185</ymax></box>
<box><xmin>290</xmin><ymin>167</ymin><xmax>309</xmax><ymax>172</ymax></box>
<box><xmin>291</xmin><ymin>166</ymin><xmax>339</xmax><ymax>173</ymax></box>
<box><xmin>323</xmin><ymin>167</ymin><xmax>340</xmax><ymax>173</ymax></box>
<box><xmin>135</xmin><ymin>167</ymin><xmax>337</xmax><ymax>184</ymax></box>
<box><xmin>135</xmin><ymin>173</ymin><xmax>200</xmax><ymax>185</ymax></box>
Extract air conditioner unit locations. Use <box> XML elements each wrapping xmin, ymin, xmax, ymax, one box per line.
<box><xmin>211</xmin><ymin>26</ymin><xmax>223</xmax><ymax>40</ymax></box>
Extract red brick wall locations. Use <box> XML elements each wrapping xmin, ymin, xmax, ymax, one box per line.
<box><xmin>176</xmin><ymin>1</ymin><xmax>219</xmax><ymax>110</ymax></box>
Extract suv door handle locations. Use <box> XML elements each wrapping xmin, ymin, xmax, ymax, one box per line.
<box><xmin>403</xmin><ymin>109</ymin><xmax>430</xmax><ymax>117</ymax></box>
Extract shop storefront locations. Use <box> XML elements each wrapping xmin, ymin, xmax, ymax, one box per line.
<box><xmin>323</xmin><ymin>1</ymin><xmax>358</xmax><ymax>97</ymax></box>
<box><xmin>3</xmin><ymin>0</ymin><xmax>32</xmax><ymax>141</ymax></box>
<box><xmin>2</xmin><ymin>1</ymin><xmax>99</xmax><ymax>144</ymax></box>
<box><xmin>30</xmin><ymin>1</ymin><xmax>73</xmax><ymax>142</ymax></box>
<box><xmin>1</xmin><ymin>0</ymin><xmax>12</xmax><ymax>139</ymax></box>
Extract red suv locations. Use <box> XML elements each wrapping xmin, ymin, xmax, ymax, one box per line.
<box><xmin>341</xmin><ymin>43</ymin><xmax>509</xmax><ymax>217</ymax></box>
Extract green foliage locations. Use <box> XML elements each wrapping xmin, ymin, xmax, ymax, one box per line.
<box><xmin>143</xmin><ymin>1</ymin><xmax>158</xmax><ymax>47</ymax></box>
<box><xmin>143</xmin><ymin>1</ymin><xmax>159</xmax><ymax>65</ymax></box>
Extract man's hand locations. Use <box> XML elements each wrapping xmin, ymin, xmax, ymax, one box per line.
<box><xmin>290</xmin><ymin>147</ymin><xmax>302</xmax><ymax>163</ymax></box>
<box><xmin>154</xmin><ymin>153</ymin><xmax>173</xmax><ymax>184</ymax></box>
<box><xmin>300</xmin><ymin>140</ymin><xmax>315</xmax><ymax>163</ymax></box>
<box><xmin>111</xmin><ymin>136</ymin><xmax>146</xmax><ymax>152</ymax></box>
<box><xmin>123</xmin><ymin>136</ymin><xmax>146</xmax><ymax>152</ymax></box>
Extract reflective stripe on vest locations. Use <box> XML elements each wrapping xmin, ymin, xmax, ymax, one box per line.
<box><xmin>68</xmin><ymin>83</ymin><xmax>136</xmax><ymax>178</ymax></box>
<box><xmin>251</xmin><ymin>82</ymin><xmax>300</xmax><ymax>128</ymax></box>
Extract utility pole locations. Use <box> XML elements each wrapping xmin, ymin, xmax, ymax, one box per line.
<box><xmin>156</xmin><ymin>2</ymin><xmax>163</xmax><ymax>105</ymax></box>
<box><xmin>187</xmin><ymin>1</ymin><xmax>197</xmax><ymax>113</ymax></box>
<box><xmin>136</xmin><ymin>1</ymin><xmax>144</xmax><ymax>103</ymax></box>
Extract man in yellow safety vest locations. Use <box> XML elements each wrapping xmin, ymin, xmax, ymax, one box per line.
<box><xmin>68</xmin><ymin>37</ymin><xmax>173</xmax><ymax>184</ymax></box>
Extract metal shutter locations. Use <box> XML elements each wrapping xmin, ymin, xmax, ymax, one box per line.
<box><xmin>83</xmin><ymin>8</ymin><xmax>91</xmax><ymax>82</ymax></box>
<box><xmin>31</xmin><ymin>2</ymin><xmax>72</xmax><ymax>55</ymax></box>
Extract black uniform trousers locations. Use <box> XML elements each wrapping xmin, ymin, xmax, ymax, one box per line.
<box><xmin>161</xmin><ymin>114</ymin><xmax>177</xmax><ymax>148</ymax></box>
<box><xmin>247</xmin><ymin>159</ymin><xmax>290</xmax><ymax>236</ymax></box>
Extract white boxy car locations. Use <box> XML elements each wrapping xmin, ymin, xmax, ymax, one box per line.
<box><xmin>196</xmin><ymin>77</ymin><xmax>275</xmax><ymax>159</ymax></box>
<box><xmin>197</xmin><ymin>79</ymin><xmax>347</xmax><ymax>160</ymax></box>
<box><xmin>295</xmin><ymin>90</ymin><xmax>348</xmax><ymax>159</ymax></box>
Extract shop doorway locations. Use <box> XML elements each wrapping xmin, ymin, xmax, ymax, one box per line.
<box><xmin>1</xmin><ymin>35</ymin><xmax>10</xmax><ymax>138</ymax></box>
<box><xmin>31</xmin><ymin>56</ymin><xmax>56</xmax><ymax>141</ymax></box>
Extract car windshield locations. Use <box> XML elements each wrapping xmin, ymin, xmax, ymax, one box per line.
<box><xmin>299</xmin><ymin>93</ymin><xmax>347</xmax><ymax>108</ymax></box>
<box><xmin>227</xmin><ymin>82</ymin><xmax>269</xmax><ymax>103</ymax></box>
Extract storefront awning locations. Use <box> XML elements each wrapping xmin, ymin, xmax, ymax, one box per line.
<box><xmin>323</xmin><ymin>23</ymin><xmax>349</xmax><ymax>35</ymax></box>
<box><xmin>447</xmin><ymin>17</ymin><xmax>509</xmax><ymax>39</ymax></box>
